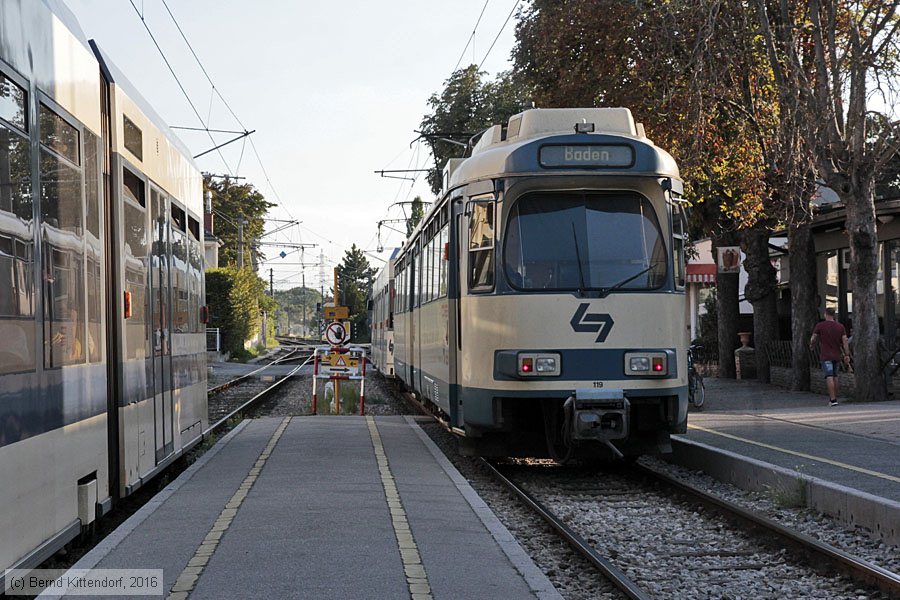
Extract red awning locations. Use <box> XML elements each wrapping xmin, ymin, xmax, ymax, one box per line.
<box><xmin>686</xmin><ymin>263</ymin><xmax>716</xmax><ymax>284</ymax></box>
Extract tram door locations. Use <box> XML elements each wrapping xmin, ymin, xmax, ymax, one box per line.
<box><xmin>409</xmin><ymin>247</ymin><xmax>417</xmax><ymax>386</ymax></box>
<box><xmin>150</xmin><ymin>190</ymin><xmax>174</xmax><ymax>462</ymax></box>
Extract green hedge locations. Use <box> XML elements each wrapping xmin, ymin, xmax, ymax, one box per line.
<box><xmin>206</xmin><ymin>267</ymin><xmax>266</xmax><ymax>354</ymax></box>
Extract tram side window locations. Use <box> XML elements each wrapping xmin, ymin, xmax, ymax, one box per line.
<box><xmin>123</xmin><ymin>115</ymin><xmax>142</xmax><ymax>161</ymax></box>
<box><xmin>439</xmin><ymin>225</ymin><xmax>448</xmax><ymax>297</ymax></box>
<box><xmin>39</xmin><ymin>104</ymin><xmax>79</xmax><ymax>165</ymax></box>
<box><xmin>169</xmin><ymin>204</ymin><xmax>190</xmax><ymax>335</ymax></box>
<box><xmin>394</xmin><ymin>266</ymin><xmax>403</xmax><ymax>313</ymax></box>
<box><xmin>425</xmin><ymin>237</ymin><xmax>434</xmax><ymax>303</ymax></box>
<box><xmin>404</xmin><ymin>264</ymin><xmax>410</xmax><ymax>312</ymax></box>
<box><xmin>431</xmin><ymin>235</ymin><xmax>439</xmax><ymax>302</ymax></box>
<box><xmin>171</xmin><ymin>228</ymin><xmax>189</xmax><ymax>333</ymax></box>
<box><xmin>150</xmin><ymin>190</ymin><xmax>170</xmax><ymax>357</ymax></box>
<box><xmin>40</xmin><ymin>104</ymin><xmax>86</xmax><ymax>368</ymax></box>
<box><xmin>673</xmin><ymin>203</ymin><xmax>686</xmax><ymax>289</ymax></box>
<box><xmin>84</xmin><ymin>130</ymin><xmax>102</xmax><ymax>362</ymax></box>
<box><xmin>388</xmin><ymin>280</ymin><xmax>395</xmax><ymax>328</ymax></box>
<box><xmin>123</xmin><ymin>179</ymin><xmax>148</xmax><ymax>361</ymax></box>
<box><xmin>412</xmin><ymin>249</ymin><xmax>420</xmax><ymax>307</ymax></box>
<box><xmin>0</xmin><ymin>73</ymin><xmax>27</xmax><ymax>131</ymax></box>
<box><xmin>0</xmin><ymin>73</ymin><xmax>36</xmax><ymax>374</ymax></box>
<box><xmin>468</xmin><ymin>200</ymin><xmax>495</xmax><ymax>291</ymax></box>
<box><xmin>187</xmin><ymin>223</ymin><xmax>202</xmax><ymax>333</ymax></box>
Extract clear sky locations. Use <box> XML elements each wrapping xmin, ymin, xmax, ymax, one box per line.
<box><xmin>64</xmin><ymin>0</ymin><xmax>520</xmax><ymax>291</ymax></box>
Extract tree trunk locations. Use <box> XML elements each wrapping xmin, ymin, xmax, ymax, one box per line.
<box><xmin>788</xmin><ymin>221</ymin><xmax>816</xmax><ymax>391</ymax></box>
<box><xmin>714</xmin><ymin>233</ymin><xmax>740</xmax><ymax>378</ymax></box>
<box><xmin>843</xmin><ymin>174</ymin><xmax>887</xmax><ymax>402</ymax></box>
<box><xmin>742</xmin><ymin>226</ymin><xmax>779</xmax><ymax>383</ymax></box>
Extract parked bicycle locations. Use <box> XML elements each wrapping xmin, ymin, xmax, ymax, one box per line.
<box><xmin>688</xmin><ymin>344</ymin><xmax>705</xmax><ymax>410</ymax></box>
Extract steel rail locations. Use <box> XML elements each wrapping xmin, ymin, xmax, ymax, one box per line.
<box><xmin>480</xmin><ymin>459</ymin><xmax>651</xmax><ymax>600</ymax></box>
<box><xmin>205</xmin><ymin>353</ymin><xmax>315</xmax><ymax>436</ymax></box>
<box><xmin>404</xmin><ymin>388</ymin><xmax>648</xmax><ymax>597</ymax></box>
<box><xmin>206</xmin><ymin>348</ymin><xmax>310</xmax><ymax>396</ymax></box>
<box><xmin>401</xmin><ymin>382</ymin><xmax>899</xmax><ymax>597</ymax></box>
<box><xmin>634</xmin><ymin>463</ymin><xmax>900</xmax><ymax>598</ymax></box>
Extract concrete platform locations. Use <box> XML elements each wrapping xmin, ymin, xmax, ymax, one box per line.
<box><xmin>55</xmin><ymin>416</ymin><xmax>560</xmax><ymax>600</ymax></box>
<box><xmin>671</xmin><ymin>377</ymin><xmax>900</xmax><ymax>544</ymax></box>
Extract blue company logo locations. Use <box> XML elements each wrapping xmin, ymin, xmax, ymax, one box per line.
<box><xmin>570</xmin><ymin>303</ymin><xmax>615</xmax><ymax>343</ymax></box>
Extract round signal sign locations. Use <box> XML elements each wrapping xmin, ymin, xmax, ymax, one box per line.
<box><xmin>324</xmin><ymin>321</ymin><xmax>348</xmax><ymax>345</ymax></box>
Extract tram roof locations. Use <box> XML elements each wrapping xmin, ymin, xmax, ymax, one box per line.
<box><xmin>43</xmin><ymin>0</ymin><xmax>91</xmax><ymax>50</ymax></box>
<box><xmin>90</xmin><ymin>41</ymin><xmax>198</xmax><ymax>172</ymax></box>
<box><xmin>447</xmin><ymin>108</ymin><xmax>680</xmax><ymax>191</ymax></box>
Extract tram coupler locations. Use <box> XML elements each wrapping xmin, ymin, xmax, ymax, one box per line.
<box><xmin>568</xmin><ymin>389</ymin><xmax>629</xmax><ymax>442</ymax></box>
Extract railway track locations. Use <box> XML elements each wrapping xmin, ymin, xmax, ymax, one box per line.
<box><xmin>402</xmin><ymin>390</ymin><xmax>900</xmax><ymax>597</ymax></box>
<box><xmin>484</xmin><ymin>459</ymin><xmax>900</xmax><ymax>599</ymax></box>
<box><xmin>206</xmin><ymin>346</ymin><xmax>314</xmax><ymax>433</ymax></box>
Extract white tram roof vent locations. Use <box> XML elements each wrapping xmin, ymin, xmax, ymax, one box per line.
<box><xmin>470</xmin><ymin>124</ymin><xmax>504</xmax><ymax>156</ymax></box>
<box><xmin>507</xmin><ymin>107</ymin><xmax>638</xmax><ymax>142</ymax></box>
<box><xmin>442</xmin><ymin>158</ymin><xmax>466</xmax><ymax>193</ymax></box>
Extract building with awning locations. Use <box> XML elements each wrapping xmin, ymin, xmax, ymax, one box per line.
<box><xmin>686</xmin><ymin>263</ymin><xmax>716</xmax><ymax>284</ymax></box>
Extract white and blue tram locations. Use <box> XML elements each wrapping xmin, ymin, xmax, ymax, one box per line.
<box><xmin>378</xmin><ymin>107</ymin><xmax>688</xmax><ymax>458</ymax></box>
<box><xmin>0</xmin><ymin>0</ymin><xmax>207</xmax><ymax>579</ymax></box>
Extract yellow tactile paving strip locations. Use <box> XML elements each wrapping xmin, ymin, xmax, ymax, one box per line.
<box><xmin>167</xmin><ymin>417</ymin><xmax>292</xmax><ymax>600</ymax></box>
<box><xmin>367</xmin><ymin>416</ymin><xmax>434</xmax><ymax>600</ymax></box>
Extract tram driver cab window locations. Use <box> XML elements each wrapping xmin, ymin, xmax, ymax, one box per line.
<box><xmin>468</xmin><ymin>198</ymin><xmax>495</xmax><ymax>292</ymax></box>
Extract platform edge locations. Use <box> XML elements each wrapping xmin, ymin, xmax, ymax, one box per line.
<box><xmin>40</xmin><ymin>419</ymin><xmax>252</xmax><ymax>591</ymax></box>
<box><xmin>669</xmin><ymin>436</ymin><xmax>900</xmax><ymax>545</ymax></box>
<box><xmin>403</xmin><ymin>416</ymin><xmax>564</xmax><ymax>600</ymax></box>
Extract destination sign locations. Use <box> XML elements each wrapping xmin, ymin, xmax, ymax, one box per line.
<box><xmin>539</xmin><ymin>144</ymin><xmax>634</xmax><ymax>168</ymax></box>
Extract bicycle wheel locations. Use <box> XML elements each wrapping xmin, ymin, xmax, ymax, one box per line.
<box><xmin>692</xmin><ymin>377</ymin><xmax>705</xmax><ymax>409</ymax></box>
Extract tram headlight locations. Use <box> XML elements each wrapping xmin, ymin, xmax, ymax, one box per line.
<box><xmin>629</xmin><ymin>357</ymin><xmax>650</xmax><ymax>372</ymax></box>
<box><xmin>625</xmin><ymin>352</ymin><xmax>668</xmax><ymax>376</ymax></box>
<box><xmin>535</xmin><ymin>357</ymin><xmax>558</xmax><ymax>373</ymax></box>
<box><xmin>517</xmin><ymin>353</ymin><xmax>561</xmax><ymax>377</ymax></box>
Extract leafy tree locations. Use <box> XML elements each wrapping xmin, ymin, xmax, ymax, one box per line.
<box><xmin>274</xmin><ymin>286</ymin><xmax>322</xmax><ymax>337</ymax></box>
<box><xmin>875</xmin><ymin>128</ymin><xmax>900</xmax><ymax>201</ymax></box>
<box><xmin>753</xmin><ymin>0</ymin><xmax>900</xmax><ymax>401</ymax></box>
<box><xmin>207</xmin><ymin>267</ymin><xmax>270</xmax><ymax>355</ymax></box>
<box><xmin>696</xmin><ymin>288</ymin><xmax>719</xmax><ymax>358</ymax></box>
<box><xmin>205</xmin><ymin>175</ymin><xmax>273</xmax><ymax>268</ymax></box>
<box><xmin>420</xmin><ymin>66</ymin><xmax>528</xmax><ymax>195</ymax></box>
<box><xmin>335</xmin><ymin>245</ymin><xmax>378</xmax><ymax>343</ymax></box>
<box><xmin>406</xmin><ymin>196</ymin><xmax>425</xmax><ymax>237</ymax></box>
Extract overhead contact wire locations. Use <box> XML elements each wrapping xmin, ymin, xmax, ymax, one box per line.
<box><xmin>477</xmin><ymin>0</ymin><xmax>520</xmax><ymax>71</ymax></box>
<box><xmin>160</xmin><ymin>0</ymin><xmax>297</xmax><ymax>224</ymax></box>
<box><xmin>128</xmin><ymin>0</ymin><xmax>234</xmax><ymax>176</ymax></box>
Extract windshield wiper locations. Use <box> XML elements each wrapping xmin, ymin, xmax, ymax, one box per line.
<box><xmin>571</xmin><ymin>222</ymin><xmax>586</xmax><ymax>297</ymax></box>
<box><xmin>597</xmin><ymin>265</ymin><xmax>654</xmax><ymax>299</ymax></box>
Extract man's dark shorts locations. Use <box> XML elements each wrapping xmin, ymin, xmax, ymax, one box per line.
<box><xmin>821</xmin><ymin>360</ymin><xmax>840</xmax><ymax>378</ymax></box>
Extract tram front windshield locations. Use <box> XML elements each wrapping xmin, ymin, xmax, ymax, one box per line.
<box><xmin>504</xmin><ymin>191</ymin><xmax>667</xmax><ymax>292</ymax></box>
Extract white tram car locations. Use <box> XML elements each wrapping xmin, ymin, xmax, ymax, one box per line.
<box><xmin>375</xmin><ymin>108</ymin><xmax>689</xmax><ymax>458</ymax></box>
<box><xmin>370</xmin><ymin>249</ymin><xmax>398</xmax><ymax>377</ymax></box>
<box><xmin>0</xmin><ymin>0</ymin><xmax>207</xmax><ymax>580</ymax></box>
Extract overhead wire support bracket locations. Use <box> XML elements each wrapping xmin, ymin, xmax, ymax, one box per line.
<box><xmin>258</xmin><ymin>220</ymin><xmax>301</xmax><ymax>239</ymax></box>
<box><xmin>412</xmin><ymin>130</ymin><xmax>474</xmax><ymax>148</ymax></box>
<box><xmin>172</xmin><ymin>126</ymin><xmax>249</xmax><ymax>135</ymax></box>
<box><xmin>257</xmin><ymin>242</ymin><xmax>318</xmax><ymax>249</ymax></box>
<box><xmin>193</xmin><ymin>129</ymin><xmax>256</xmax><ymax>160</ymax></box>
<box><xmin>374</xmin><ymin>168</ymin><xmax>432</xmax><ymax>181</ymax></box>
<box><xmin>203</xmin><ymin>172</ymin><xmax>246</xmax><ymax>180</ymax></box>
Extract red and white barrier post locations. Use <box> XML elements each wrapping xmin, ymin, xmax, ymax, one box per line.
<box><xmin>312</xmin><ymin>350</ymin><xmax>319</xmax><ymax>415</ymax></box>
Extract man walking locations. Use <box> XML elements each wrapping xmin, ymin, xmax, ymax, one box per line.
<box><xmin>810</xmin><ymin>307</ymin><xmax>851</xmax><ymax>406</ymax></box>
